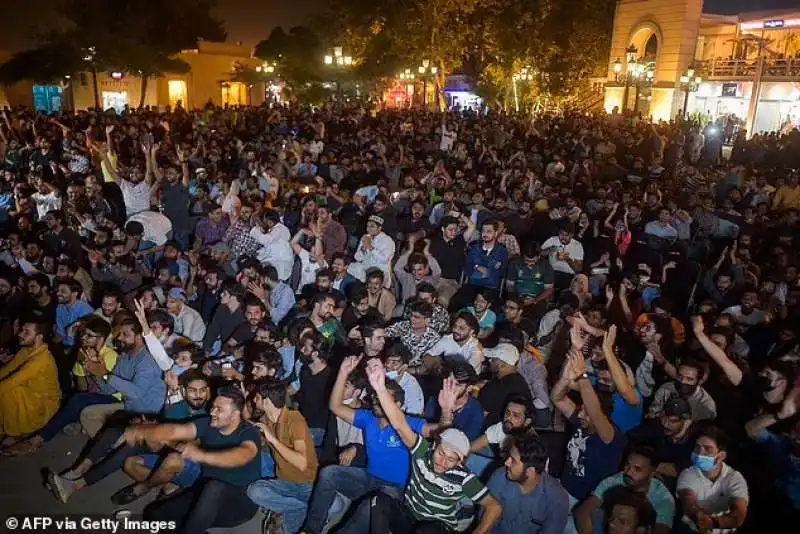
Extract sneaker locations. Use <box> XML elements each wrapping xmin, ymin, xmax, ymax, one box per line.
<box><xmin>47</xmin><ymin>470</ymin><xmax>76</xmax><ymax>504</ymax></box>
<box><xmin>62</xmin><ymin>423</ymin><xmax>83</xmax><ymax>436</ymax></box>
<box><xmin>260</xmin><ymin>510</ymin><xmax>273</xmax><ymax>534</ymax></box>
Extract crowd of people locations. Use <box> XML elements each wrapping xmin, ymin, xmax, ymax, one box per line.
<box><xmin>0</xmin><ymin>101</ymin><xmax>799</xmax><ymax>534</ymax></box>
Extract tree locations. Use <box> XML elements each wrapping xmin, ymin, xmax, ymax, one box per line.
<box><xmin>255</xmin><ymin>26</ymin><xmax>324</xmax><ymax>87</ymax></box>
<box><xmin>0</xmin><ymin>0</ymin><xmax>226</xmax><ymax>109</ymax></box>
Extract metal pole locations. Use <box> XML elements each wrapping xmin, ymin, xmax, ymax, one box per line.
<box><xmin>621</xmin><ymin>76</ymin><xmax>630</xmax><ymax>112</ymax></box>
<box><xmin>745</xmin><ymin>43</ymin><xmax>766</xmax><ymax>138</ymax></box>
<box><xmin>423</xmin><ymin>78</ymin><xmax>428</xmax><ymax>108</ymax></box>
<box><xmin>634</xmin><ymin>82</ymin><xmax>640</xmax><ymax>113</ymax></box>
<box><xmin>683</xmin><ymin>87</ymin><xmax>690</xmax><ymax>118</ymax></box>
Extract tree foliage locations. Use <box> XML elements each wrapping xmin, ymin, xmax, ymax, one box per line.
<box><xmin>254</xmin><ymin>26</ymin><xmax>324</xmax><ymax>86</ymax></box>
<box><xmin>0</xmin><ymin>0</ymin><xmax>226</xmax><ymax>108</ymax></box>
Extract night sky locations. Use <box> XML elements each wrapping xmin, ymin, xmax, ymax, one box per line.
<box><xmin>0</xmin><ymin>0</ymin><xmax>796</xmax><ymax>53</ymax></box>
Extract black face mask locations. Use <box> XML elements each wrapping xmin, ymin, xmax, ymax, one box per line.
<box><xmin>676</xmin><ymin>382</ymin><xmax>696</xmax><ymax>398</ymax></box>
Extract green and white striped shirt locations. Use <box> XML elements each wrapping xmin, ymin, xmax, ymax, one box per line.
<box><xmin>405</xmin><ymin>435</ymin><xmax>489</xmax><ymax>529</ymax></box>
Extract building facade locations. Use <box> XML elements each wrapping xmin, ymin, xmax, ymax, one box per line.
<box><xmin>604</xmin><ymin>0</ymin><xmax>800</xmax><ymax>134</ymax></box>
<box><xmin>1</xmin><ymin>41</ymin><xmax>269</xmax><ymax>112</ymax></box>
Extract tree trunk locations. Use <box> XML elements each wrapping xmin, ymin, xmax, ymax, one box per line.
<box><xmin>139</xmin><ymin>74</ymin><xmax>149</xmax><ymax>109</ymax></box>
<box><xmin>91</xmin><ymin>69</ymin><xmax>100</xmax><ymax>110</ymax></box>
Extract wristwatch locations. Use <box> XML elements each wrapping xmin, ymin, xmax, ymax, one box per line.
<box><xmin>578</xmin><ymin>372</ymin><xmax>590</xmax><ymax>381</ymax></box>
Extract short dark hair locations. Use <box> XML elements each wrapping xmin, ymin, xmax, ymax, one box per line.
<box><xmin>263</xmin><ymin>264</ymin><xmax>279</xmax><ymax>283</ymax></box>
<box><xmin>117</xmin><ymin>317</ymin><xmax>144</xmax><ymax>336</ymax></box>
<box><xmin>147</xmin><ymin>309</ymin><xmax>175</xmax><ymax>334</ymax></box>
<box><xmin>254</xmin><ymin>381</ymin><xmax>288</xmax><ymax>409</ymax></box>
<box><xmin>679</xmin><ymin>357</ymin><xmax>708</xmax><ymax>381</ymax></box>
<box><xmin>508</xmin><ymin>434</ymin><xmax>549</xmax><ymax>474</ymax></box>
<box><xmin>505</xmin><ymin>394</ymin><xmax>533</xmax><ymax>418</ymax></box>
<box><xmin>698</xmin><ymin>425</ymin><xmax>729</xmax><ymax>452</ymax></box>
<box><xmin>180</xmin><ymin>370</ymin><xmax>210</xmax><ymax>388</ymax></box>
<box><xmin>58</xmin><ymin>278</ymin><xmax>83</xmax><ymax>296</ymax></box>
<box><xmin>602</xmin><ymin>487</ymin><xmax>657</xmax><ymax>530</ymax></box>
<box><xmin>627</xmin><ymin>445</ymin><xmax>657</xmax><ymax>468</ymax></box>
<box><xmin>366</xmin><ymin>269</ymin><xmax>385</xmax><ymax>282</ymax></box>
<box><xmin>452</xmin><ymin>310</ymin><xmax>479</xmax><ymax>334</ymax></box>
<box><xmin>312</xmin><ymin>292</ymin><xmax>336</xmax><ymax>309</ymax></box>
<box><xmin>221</xmin><ymin>281</ymin><xmax>246</xmax><ymax>303</ymax></box>
<box><xmin>83</xmin><ymin>316</ymin><xmax>111</xmax><ymax>339</ymax></box>
<box><xmin>416</xmin><ymin>282</ymin><xmax>436</xmax><ymax>296</ymax></box>
<box><xmin>217</xmin><ymin>385</ymin><xmax>246</xmax><ymax>414</ymax></box>
<box><xmin>409</xmin><ymin>300</ymin><xmax>433</xmax><ymax>318</ymax></box>
<box><xmin>361</xmin><ymin>321</ymin><xmax>385</xmax><ymax>340</ymax></box>
<box><xmin>385</xmin><ymin>341</ymin><xmax>411</xmax><ymax>365</ymax></box>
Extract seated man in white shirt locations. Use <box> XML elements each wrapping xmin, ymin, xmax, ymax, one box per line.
<box><xmin>352</xmin><ymin>215</ymin><xmax>395</xmax><ymax>289</ymax></box>
<box><xmin>165</xmin><ymin>288</ymin><xmax>206</xmax><ymax>344</ymax></box>
<box><xmin>541</xmin><ymin>223</ymin><xmax>584</xmax><ymax>291</ymax></box>
<box><xmin>383</xmin><ymin>342</ymin><xmax>424</xmax><ymax>416</ymax></box>
<box><xmin>425</xmin><ymin>311</ymin><xmax>483</xmax><ymax>375</ymax></box>
<box><xmin>251</xmin><ymin>211</ymin><xmax>294</xmax><ymax>281</ymax></box>
<box><xmin>677</xmin><ymin>426</ymin><xmax>749</xmax><ymax>533</ymax></box>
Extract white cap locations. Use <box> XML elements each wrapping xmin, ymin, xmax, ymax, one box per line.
<box><xmin>438</xmin><ymin>428</ymin><xmax>471</xmax><ymax>460</ymax></box>
<box><xmin>484</xmin><ymin>343</ymin><xmax>520</xmax><ymax>366</ymax></box>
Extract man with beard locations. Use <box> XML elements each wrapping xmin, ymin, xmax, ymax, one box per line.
<box><xmin>468</xmin><ymin>394</ymin><xmax>534</xmax><ymax>477</ymax></box>
<box><xmin>307</xmin><ymin>292</ymin><xmax>346</xmax><ymax>346</ymax></box>
<box><xmin>318</xmin><ymin>205</ymin><xmax>347</xmax><ymax>258</ymax></box>
<box><xmin>76</xmin><ymin>319</ymin><xmax>166</xmax><ymax>438</ymax></box>
<box><xmin>45</xmin><ymin>372</ymin><xmax>211</xmax><ymax>504</ymax></box>
<box><xmin>54</xmin><ymin>279</ymin><xmax>94</xmax><ymax>350</ymax></box>
<box><xmin>41</xmin><ymin>209</ymin><xmax>84</xmax><ymax>265</ymax></box>
<box><xmin>602</xmin><ymin>488</ymin><xmax>657</xmax><ymax>534</ymax></box>
<box><xmin>293</xmin><ymin>328</ymin><xmax>334</xmax><ymax>447</ymax></box>
<box><xmin>575</xmin><ymin>447</ymin><xmax>675</xmax><ymax>534</ymax></box>
<box><xmin>154</xmin><ymin>149</ymin><xmax>192</xmax><ymax>250</ymax></box>
<box><xmin>486</xmin><ymin>434</ymin><xmax>570</xmax><ymax>534</ymax></box>
<box><xmin>24</xmin><ymin>273</ymin><xmax>57</xmax><ymax>321</ymax></box>
<box><xmin>93</xmin><ymin>290</ymin><xmax>122</xmax><ymax>324</ymax></box>
<box><xmin>126</xmin><ymin>387</ymin><xmax>261</xmax><ymax>532</ymax></box>
<box><xmin>424</xmin><ymin>311</ymin><xmax>482</xmax><ymax>375</ymax></box>
<box><xmin>429</xmin><ymin>214</ymin><xmax>476</xmax><ymax>307</ymax></box>
<box><xmin>646</xmin><ymin>358</ymin><xmax>717</xmax><ymax>423</ymax></box>
<box><xmin>477</xmin><ymin>343</ymin><xmax>532</xmax><ymax>426</ymax></box>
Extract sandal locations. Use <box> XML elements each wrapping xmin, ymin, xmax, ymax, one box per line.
<box><xmin>110</xmin><ymin>485</ymin><xmax>146</xmax><ymax>506</ymax></box>
<box><xmin>0</xmin><ymin>439</ymin><xmax>41</xmax><ymax>456</ymax></box>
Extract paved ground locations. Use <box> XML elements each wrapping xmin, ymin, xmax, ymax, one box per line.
<box><xmin>0</xmin><ymin>433</ymin><xmax>263</xmax><ymax>533</ymax></box>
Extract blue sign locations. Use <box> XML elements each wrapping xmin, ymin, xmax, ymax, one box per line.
<box><xmin>764</xmin><ymin>19</ymin><xmax>785</xmax><ymax>29</ymax></box>
<box><xmin>32</xmin><ymin>85</ymin><xmax>63</xmax><ymax>114</ymax></box>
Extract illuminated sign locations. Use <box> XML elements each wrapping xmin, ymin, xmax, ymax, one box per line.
<box><xmin>764</xmin><ymin>19</ymin><xmax>785</xmax><ymax>28</ymax></box>
<box><xmin>110</xmin><ymin>71</ymin><xmax>124</xmax><ymax>80</ymax></box>
<box><xmin>740</xmin><ymin>18</ymin><xmax>799</xmax><ymax>31</ymax></box>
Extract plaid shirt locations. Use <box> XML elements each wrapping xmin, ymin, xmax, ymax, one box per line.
<box><xmin>224</xmin><ymin>220</ymin><xmax>260</xmax><ymax>260</ymax></box>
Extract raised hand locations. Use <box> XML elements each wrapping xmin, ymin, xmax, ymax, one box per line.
<box><xmin>438</xmin><ymin>376</ymin><xmax>459</xmax><ymax>413</ymax></box>
<box><xmin>365</xmin><ymin>359</ymin><xmax>386</xmax><ymax>392</ymax></box>
<box><xmin>605</xmin><ymin>284</ymin><xmax>614</xmax><ymax>303</ymax></box>
<box><xmin>691</xmin><ymin>315</ymin><xmax>705</xmax><ymax>334</ymax></box>
<box><xmin>603</xmin><ymin>325</ymin><xmax>617</xmax><ymax>354</ymax></box>
<box><xmin>569</xmin><ymin>321</ymin><xmax>585</xmax><ymax>353</ymax></box>
<box><xmin>340</xmin><ymin>355</ymin><xmax>363</xmax><ymax>376</ymax></box>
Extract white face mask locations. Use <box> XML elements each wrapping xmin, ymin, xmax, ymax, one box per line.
<box><xmin>386</xmin><ymin>370</ymin><xmax>400</xmax><ymax>381</ymax></box>
<box><xmin>343</xmin><ymin>397</ymin><xmax>356</xmax><ymax>406</ymax></box>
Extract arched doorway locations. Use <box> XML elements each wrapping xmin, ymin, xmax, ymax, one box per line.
<box><xmin>627</xmin><ymin>24</ymin><xmax>662</xmax><ymax>116</ymax></box>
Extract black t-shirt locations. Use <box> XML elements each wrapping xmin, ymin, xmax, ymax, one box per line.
<box><xmin>296</xmin><ymin>365</ymin><xmax>335</xmax><ymax>429</ymax></box>
<box><xmin>193</xmin><ymin>416</ymin><xmax>261</xmax><ymax>486</ymax></box>
<box><xmin>477</xmin><ymin>372</ymin><xmax>532</xmax><ymax>427</ymax></box>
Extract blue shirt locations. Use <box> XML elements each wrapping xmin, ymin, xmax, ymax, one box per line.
<box><xmin>610</xmin><ymin>392</ymin><xmax>643</xmax><ymax>433</ymax></box>
<box><xmin>424</xmin><ymin>395</ymin><xmax>485</xmax><ymax>441</ymax></box>
<box><xmin>487</xmin><ymin>469</ymin><xmax>570</xmax><ymax>534</ymax></box>
<box><xmin>164</xmin><ymin>401</ymin><xmax>208</xmax><ymax>422</ymax></box>
<box><xmin>593</xmin><ymin>472</ymin><xmax>675</xmax><ymax>526</ymax></box>
<box><xmin>270</xmin><ymin>282</ymin><xmax>296</xmax><ymax>325</ymax></box>
<box><xmin>353</xmin><ymin>409</ymin><xmax>426</xmax><ymax>487</ymax></box>
<box><xmin>55</xmin><ymin>301</ymin><xmax>94</xmax><ymax>347</ymax></box>
<box><xmin>561</xmin><ymin>415</ymin><xmax>627</xmax><ymax>500</ymax></box>
<box><xmin>464</xmin><ymin>242</ymin><xmax>509</xmax><ymax>288</ymax></box>
<box><xmin>97</xmin><ymin>346</ymin><xmax>166</xmax><ymax>414</ymax></box>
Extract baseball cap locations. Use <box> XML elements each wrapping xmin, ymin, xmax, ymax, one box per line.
<box><xmin>484</xmin><ymin>343</ymin><xmax>520</xmax><ymax>366</ymax></box>
<box><xmin>663</xmin><ymin>395</ymin><xmax>692</xmax><ymax>420</ymax></box>
<box><xmin>367</xmin><ymin>214</ymin><xmax>384</xmax><ymax>227</ymax></box>
<box><xmin>167</xmin><ymin>287</ymin><xmax>187</xmax><ymax>302</ymax></box>
<box><xmin>438</xmin><ymin>428</ymin><xmax>470</xmax><ymax>460</ymax></box>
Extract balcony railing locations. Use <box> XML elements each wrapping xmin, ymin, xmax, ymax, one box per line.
<box><xmin>696</xmin><ymin>57</ymin><xmax>800</xmax><ymax>78</ymax></box>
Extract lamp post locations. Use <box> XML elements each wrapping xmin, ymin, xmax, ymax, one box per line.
<box><xmin>256</xmin><ymin>62</ymin><xmax>279</xmax><ymax>106</ymax></box>
<box><xmin>323</xmin><ymin>46</ymin><xmax>353</xmax><ymax>100</ymax></box>
<box><xmin>399</xmin><ymin>68</ymin><xmax>415</xmax><ymax>108</ymax></box>
<box><xmin>679</xmin><ymin>68</ymin><xmax>702</xmax><ymax>119</ymax></box>
<box><xmin>512</xmin><ymin>66</ymin><xmax>534</xmax><ymax>113</ymax></box>
<box><xmin>620</xmin><ymin>45</ymin><xmax>638</xmax><ymax>112</ymax></box>
<box><xmin>417</xmin><ymin>59</ymin><xmax>438</xmax><ymax>109</ymax></box>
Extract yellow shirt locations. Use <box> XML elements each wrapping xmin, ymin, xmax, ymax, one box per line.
<box><xmin>73</xmin><ymin>346</ymin><xmax>123</xmax><ymax>400</ymax></box>
<box><xmin>772</xmin><ymin>185</ymin><xmax>800</xmax><ymax>212</ymax></box>
<box><xmin>0</xmin><ymin>344</ymin><xmax>61</xmax><ymax>436</ymax></box>
<box><xmin>101</xmin><ymin>151</ymin><xmax>118</xmax><ymax>183</ymax></box>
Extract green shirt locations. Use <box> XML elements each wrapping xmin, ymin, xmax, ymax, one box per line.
<box><xmin>405</xmin><ymin>435</ymin><xmax>489</xmax><ymax>529</ymax></box>
<box><xmin>510</xmin><ymin>258</ymin><xmax>554</xmax><ymax>297</ymax></box>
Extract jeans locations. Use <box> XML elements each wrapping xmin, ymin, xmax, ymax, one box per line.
<box><xmin>39</xmin><ymin>393</ymin><xmax>117</xmax><ymax>442</ymax></box>
<box><xmin>261</xmin><ymin>450</ymin><xmax>275</xmax><ymax>478</ymax></box>
<box><xmin>303</xmin><ymin>466</ymin><xmax>402</xmax><ymax>534</ymax></box>
<box><xmin>370</xmin><ymin>491</ymin><xmax>452</xmax><ymax>534</ymax></box>
<box><xmin>248</xmin><ymin>479</ymin><xmax>313</xmax><ymax>534</ymax></box>
<box><xmin>82</xmin><ymin>425</ymin><xmax>148</xmax><ymax>486</ymax></box>
<box><xmin>144</xmin><ymin>478</ymin><xmax>258</xmax><ymax>533</ymax></box>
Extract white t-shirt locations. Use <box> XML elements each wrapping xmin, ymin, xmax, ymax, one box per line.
<box><xmin>427</xmin><ymin>334</ymin><xmax>483</xmax><ymax>374</ymax></box>
<box><xmin>440</xmin><ymin>126</ymin><xmax>456</xmax><ymax>152</ymax></box>
<box><xmin>119</xmin><ymin>179</ymin><xmax>153</xmax><ymax>216</ymax></box>
<box><xmin>398</xmin><ymin>372</ymin><xmax>424</xmax><ymax>416</ymax></box>
<box><xmin>542</xmin><ymin>236</ymin><xmax>584</xmax><ymax>274</ymax></box>
<box><xmin>484</xmin><ymin>421</ymin><xmax>507</xmax><ymax>445</ymax></box>
<box><xmin>297</xmin><ymin>248</ymin><xmax>326</xmax><ymax>292</ymax></box>
<box><xmin>677</xmin><ymin>464</ymin><xmax>748</xmax><ymax>533</ymax></box>
<box><xmin>127</xmin><ymin>211</ymin><xmax>173</xmax><ymax>246</ymax></box>
<box><xmin>31</xmin><ymin>191</ymin><xmax>62</xmax><ymax>219</ymax></box>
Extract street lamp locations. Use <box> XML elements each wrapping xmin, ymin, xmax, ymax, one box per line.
<box><xmin>417</xmin><ymin>59</ymin><xmax>438</xmax><ymax>109</ymax></box>
<box><xmin>323</xmin><ymin>46</ymin><xmax>354</xmax><ymax>100</ymax></box>
<box><xmin>680</xmin><ymin>68</ymin><xmax>702</xmax><ymax>118</ymax></box>
<box><xmin>620</xmin><ymin>45</ymin><xmax>638</xmax><ymax>112</ymax></box>
<box><xmin>512</xmin><ymin>66</ymin><xmax>535</xmax><ymax>113</ymax></box>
